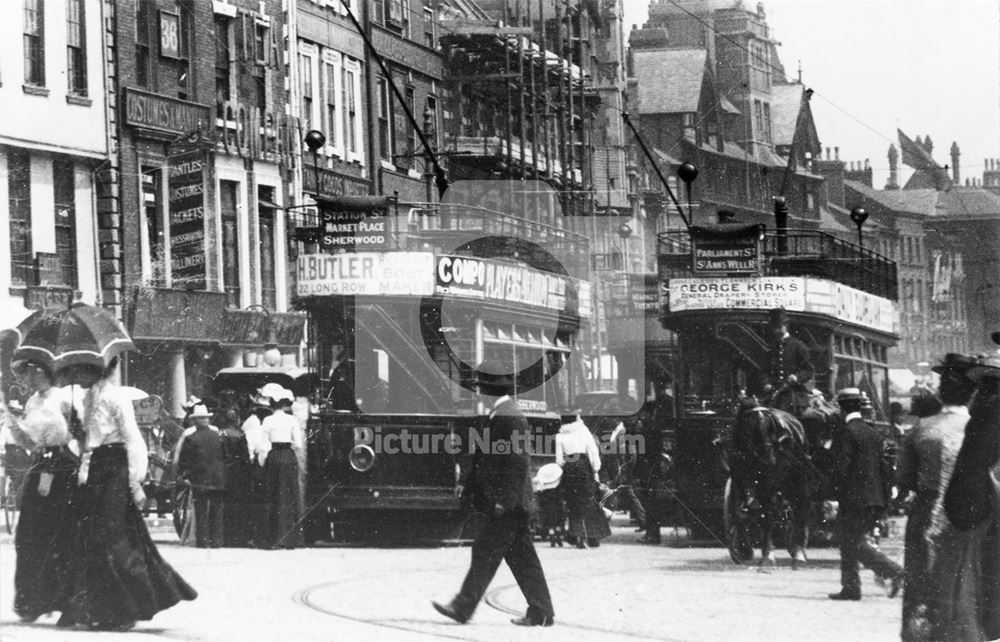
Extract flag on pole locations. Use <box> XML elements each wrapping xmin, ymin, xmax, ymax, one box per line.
<box><xmin>898</xmin><ymin>129</ymin><xmax>939</xmax><ymax>170</ymax></box>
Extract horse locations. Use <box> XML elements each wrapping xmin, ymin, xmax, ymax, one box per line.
<box><xmin>725</xmin><ymin>397</ymin><xmax>816</xmax><ymax>568</ymax></box>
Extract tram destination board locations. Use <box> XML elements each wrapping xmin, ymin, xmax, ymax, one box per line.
<box><xmin>319</xmin><ymin>210</ymin><xmax>389</xmax><ymax>249</ymax></box>
<box><xmin>690</xmin><ymin>224</ymin><xmax>763</xmax><ymax>275</ymax></box>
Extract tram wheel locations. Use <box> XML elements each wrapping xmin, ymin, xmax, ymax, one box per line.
<box><xmin>724</xmin><ymin>478</ymin><xmax>754</xmax><ymax>564</ymax></box>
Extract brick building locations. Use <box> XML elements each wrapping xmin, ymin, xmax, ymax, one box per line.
<box><xmin>108</xmin><ymin>0</ymin><xmax>303</xmax><ymax>415</ymax></box>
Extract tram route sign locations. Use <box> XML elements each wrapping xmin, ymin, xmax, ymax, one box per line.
<box><xmin>690</xmin><ymin>224</ymin><xmax>763</xmax><ymax>275</ymax></box>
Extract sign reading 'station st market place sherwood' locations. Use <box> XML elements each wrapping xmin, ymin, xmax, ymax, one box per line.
<box><xmin>320</xmin><ymin>210</ymin><xmax>389</xmax><ymax>249</ymax></box>
<box><xmin>168</xmin><ymin>150</ymin><xmax>207</xmax><ymax>289</ymax></box>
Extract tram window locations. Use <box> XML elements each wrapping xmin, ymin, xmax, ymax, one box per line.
<box><xmin>834</xmin><ymin>358</ymin><xmax>854</xmax><ymax>393</ymax></box>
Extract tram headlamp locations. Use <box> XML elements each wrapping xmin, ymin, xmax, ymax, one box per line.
<box><xmin>348</xmin><ymin>444</ymin><xmax>376</xmax><ymax>472</ymax></box>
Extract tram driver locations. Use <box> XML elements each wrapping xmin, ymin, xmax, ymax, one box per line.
<box><xmin>765</xmin><ymin>308</ymin><xmax>815</xmax><ymax>416</ymax></box>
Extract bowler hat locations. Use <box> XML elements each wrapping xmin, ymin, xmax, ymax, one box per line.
<box><xmin>931</xmin><ymin>353</ymin><xmax>978</xmax><ymax>374</ymax></box>
<box><xmin>767</xmin><ymin>308</ymin><xmax>788</xmax><ymax>327</ymax></box>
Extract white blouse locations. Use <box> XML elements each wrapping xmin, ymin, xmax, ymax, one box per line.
<box><xmin>261</xmin><ymin>410</ymin><xmax>304</xmax><ymax>451</ymax></box>
<box><xmin>12</xmin><ymin>387</ymin><xmax>75</xmax><ymax>449</ymax></box>
<box><xmin>82</xmin><ymin>379</ymin><xmax>148</xmax><ymax>485</ymax></box>
<box><xmin>555</xmin><ymin>418</ymin><xmax>601</xmax><ymax>472</ymax></box>
<box><xmin>241</xmin><ymin>414</ymin><xmax>271</xmax><ymax>466</ymax></box>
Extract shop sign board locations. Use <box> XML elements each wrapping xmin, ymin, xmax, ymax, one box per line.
<box><xmin>668</xmin><ymin>276</ymin><xmax>806</xmax><ymax>312</ymax></box>
<box><xmin>296</xmin><ymin>252</ymin><xmax>435</xmax><ymax>296</ymax></box>
<box><xmin>123</xmin><ymin>88</ymin><xmax>211</xmax><ymax>136</ymax></box>
<box><xmin>668</xmin><ymin>276</ymin><xmax>898</xmax><ymax>334</ymax></box>
<box><xmin>167</xmin><ymin>150</ymin><xmax>207</xmax><ymax>289</ymax></box>
<box><xmin>302</xmin><ymin>164</ymin><xmax>369</xmax><ymax>198</ymax></box>
<box><xmin>435</xmin><ymin>255</ymin><xmax>591</xmax><ymax>318</ymax></box>
<box><xmin>629</xmin><ymin>274</ymin><xmax>660</xmax><ymax>315</ymax></box>
<box><xmin>24</xmin><ymin>286</ymin><xmax>74</xmax><ymax>310</ymax></box>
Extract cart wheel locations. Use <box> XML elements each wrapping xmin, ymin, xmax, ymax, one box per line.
<box><xmin>172</xmin><ymin>484</ymin><xmax>191</xmax><ymax>538</ymax></box>
<box><xmin>724</xmin><ymin>478</ymin><xmax>753</xmax><ymax>564</ymax></box>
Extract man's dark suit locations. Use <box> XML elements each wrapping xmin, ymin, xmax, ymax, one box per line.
<box><xmin>178</xmin><ymin>426</ymin><xmax>225</xmax><ymax>548</ymax></box>
<box><xmin>451</xmin><ymin>396</ymin><xmax>554</xmax><ymax>622</ymax></box>
<box><xmin>770</xmin><ymin>334</ymin><xmax>814</xmax><ymax>385</ymax></box>
<box><xmin>833</xmin><ymin>414</ymin><xmax>902</xmax><ymax>596</ymax></box>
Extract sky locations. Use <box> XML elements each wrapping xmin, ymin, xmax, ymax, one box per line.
<box><xmin>622</xmin><ymin>0</ymin><xmax>1000</xmax><ymax>190</ymax></box>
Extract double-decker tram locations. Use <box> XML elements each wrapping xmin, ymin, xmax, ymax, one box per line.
<box><xmin>295</xmin><ymin>200</ymin><xmax>592</xmax><ymax>542</ymax></box>
<box><xmin>657</xmin><ymin>223</ymin><xmax>899</xmax><ymax>541</ymax></box>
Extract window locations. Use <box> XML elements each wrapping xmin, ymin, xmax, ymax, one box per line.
<box><xmin>214</xmin><ymin>15</ymin><xmax>231</xmax><ymax>115</ymax></box>
<box><xmin>53</xmin><ymin>159</ymin><xmax>78</xmax><ymax>287</ymax></box>
<box><xmin>322</xmin><ymin>50</ymin><xmax>342</xmax><ymax>154</ymax></box>
<box><xmin>136</xmin><ymin>0</ymin><xmax>151</xmax><ymax>88</ymax></box>
<box><xmin>753</xmin><ymin>99</ymin><xmax>763</xmax><ymax>140</ymax></box>
<box><xmin>343</xmin><ymin>60</ymin><xmax>362</xmax><ymax>161</ymax></box>
<box><xmin>762</xmin><ymin>103</ymin><xmax>771</xmax><ymax>144</ymax></box>
<box><xmin>141</xmin><ymin>164</ymin><xmax>165</xmax><ymax>285</ymax></box>
<box><xmin>377</xmin><ymin>76</ymin><xmax>392</xmax><ymax>161</ymax></box>
<box><xmin>373</xmin><ymin>0</ymin><xmax>384</xmax><ymax>24</ymax></box>
<box><xmin>400</xmin><ymin>85</ymin><xmax>415</xmax><ymax>169</ymax></box>
<box><xmin>66</xmin><ymin>0</ymin><xmax>86</xmax><ymax>95</ymax></box>
<box><xmin>220</xmin><ymin>180</ymin><xmax>241</xmax><ymax>307</ymax></box>
<box><xmin>388</xmin><ymin>0</ymin><xmax>406</xmax><ymax>30</ymax></box>
<box><xmin>258</xmin><ymin>186</ymin><xmax>277</xmax><ymax>309</ymax></box>
<box><xmin>298</xmin><ymin>49</ymin><xmax>315</xmax><ymax>131</ymax></box>
<box><xmin>8</xmin><ymin>150</ymin><xmax>32</xmax><ymax>286</ymax></box>
<box><xmin>423</xmin><ymin>6</ymin><xmax>435</xmax><ymax>48</ymax></box>
<box><xmin>24</xmin><ymin>0</ymin><xmax>45</xmax><ymax>86</ymax></box>
<box><xmin>176</xmin><ymin>7</ymin><xmax>193</xmax><ymax>99</ymax></box>
<box><xmin>254</xmin><ymin>23</ymin><xmax>267</xmax><ymax>64</ymax></box>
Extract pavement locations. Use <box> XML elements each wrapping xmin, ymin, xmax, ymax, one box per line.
<box><xmin>0</xmin><ymin>516</ymin><xmax>908</xmax><ymax>642</ymax></box>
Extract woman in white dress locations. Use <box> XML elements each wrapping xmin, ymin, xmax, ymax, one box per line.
<box><xmin>7</xmin><ymin>360</ymin><xmax>80</xmax><ymax>623</ymax></box>
<box><xmin>61</xmin><ymin>358</ymin><xmax>196</xmax><ymax>630</ymax></box>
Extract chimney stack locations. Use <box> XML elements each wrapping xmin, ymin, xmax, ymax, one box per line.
<box><xmin>886</xmin><ymin>144</ymin><xmax>899</xmax><ymax>189</ymax></box>
<box><xmin>950</xmin><ymin>142</ymin><xmax>961</xmax><ymax>185</ymax></box>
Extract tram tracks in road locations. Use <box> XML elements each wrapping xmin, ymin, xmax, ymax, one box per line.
<box><xmin>292</xmin><ymin>558</ymin><xmax>685</xmax><ymax>641</ymax></box>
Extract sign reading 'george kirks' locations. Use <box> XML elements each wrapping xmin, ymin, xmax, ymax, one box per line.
<box><xmin>168</xmin><ymin>150</ymin><xmax>207</xmax><ymax>289</ymax></box>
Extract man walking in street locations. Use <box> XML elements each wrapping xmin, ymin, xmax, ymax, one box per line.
<box><xmin>432</xmin><ymin>360</ymin><xmax>555</xmax><ymax>627</ymax></box>
<box><xmin>829</xmin><ymin>388</ymin><xmax>904</xmax><ymax>601</ymax></box>
<box><xmin>177</xmin><ymin>404</ymin><xmax>226</xmax><ymax>548</ymax></box>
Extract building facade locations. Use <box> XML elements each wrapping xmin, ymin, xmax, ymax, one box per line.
<box><xmin>0</xmin><ymin>0</ymin><xmax>109</xmax><ymax>393</ymax></box>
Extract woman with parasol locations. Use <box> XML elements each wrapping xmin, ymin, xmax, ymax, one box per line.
<box><xmin>13</xmin><ymin>303</ymin><xmax>197</xmax><ymax>630</ymax></box>
<box><xmin>4</xmin><ymin>358</ymin><xmax>82</xmax><ymax>623</ymax></box>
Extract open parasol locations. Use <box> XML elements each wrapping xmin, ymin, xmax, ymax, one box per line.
<box><xmin>12</xmin><ymin>302</ymin><xmax>134</xmax><ymax>375</ymax></box>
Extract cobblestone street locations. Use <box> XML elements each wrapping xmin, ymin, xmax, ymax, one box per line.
<box><xmin>0</xmin><ymin>517</ymin><xmax>907</xmax><ymax>642</ymax></box>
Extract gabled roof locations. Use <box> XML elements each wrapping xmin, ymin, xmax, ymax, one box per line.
<box><xmin>632</xmin><ymin>49</ymin><xmax>708</xmax><ymax>114</ymax></box>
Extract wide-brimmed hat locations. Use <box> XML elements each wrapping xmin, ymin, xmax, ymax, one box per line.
<box><xmin>259</xmin><ymin>382</ymin><xmax>294</xmax><ymax>403</ymax></box>
<box><xmin>532</xmin><ymin>463</ymin><xmax>563</xmax><ymax>492</ymax></box>
<box><xmin>182</xmin><ymin>395</ymin><xmax>202</xmax><ymax>411</ymax></box>
<box><xmin>931</xmin><ymin>353</ymin><xmax>978</xmax><ymax>374</ymax></box>
<box><xmin>189</xmin><ymin>404</ymin><xmax>213</xmax><ymax>418</ymax></box>
<box><xmin>968</xmin><ymin>353</ymin><xmax>1000</xmax><ymax>383</ymax></box>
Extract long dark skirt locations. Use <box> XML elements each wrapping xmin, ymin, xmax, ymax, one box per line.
<box><xmin>14</xmin><ymin>447</ymin><xmax>78</xmax><ymax>619</ymax></box>
<box><xmin>220</xmin><ymin>434</ymin><xmax>253</xmax><ymax>547</ymax></box>
<box><xmin>63</xmin><ymin>444</ymin><xmax>196</xmax><ymax>626</ymax></box>
<box><xmin>561</xmin><ymin>457</ymin><xmax>595</xmax><ymax>540</ymax></box>
<box><xmin>263</xmin><ymin>444</ymin><xmax>303</xmax><ymax>549</ymax></box>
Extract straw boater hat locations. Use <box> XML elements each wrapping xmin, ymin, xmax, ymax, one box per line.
<box><xmin>189</xmin><ymin>404</ymin><xmax>213</xmax><ymax>419</ymax></box>
<box><xmin>532</xmin><ymin>463</ymin><xmax>563</xmax><ymax>493</ymax></box>
<box><xmin>259</xmin><ymin>382</ymin><xmax>294</xmax><ymax>403</ymax></box>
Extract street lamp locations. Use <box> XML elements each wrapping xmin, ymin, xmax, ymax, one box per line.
<box><xmin>304</xmin><ymin>130</ymin><xmax>326</xmax><ymax>197</ymax></box>
<box><xmin>677</xmin><ymin>162</ymin><xmax>699</xmax><ymax>222</ymax></box>
<box><xmin>245</xmin><ymin>304</ymin><xmax>281</xmax><ymax>367</ymax></box>
<box><xmin>850</xmin><ymin>206</ymin><xmax>869</xmax><ymax>249</ymax></box>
